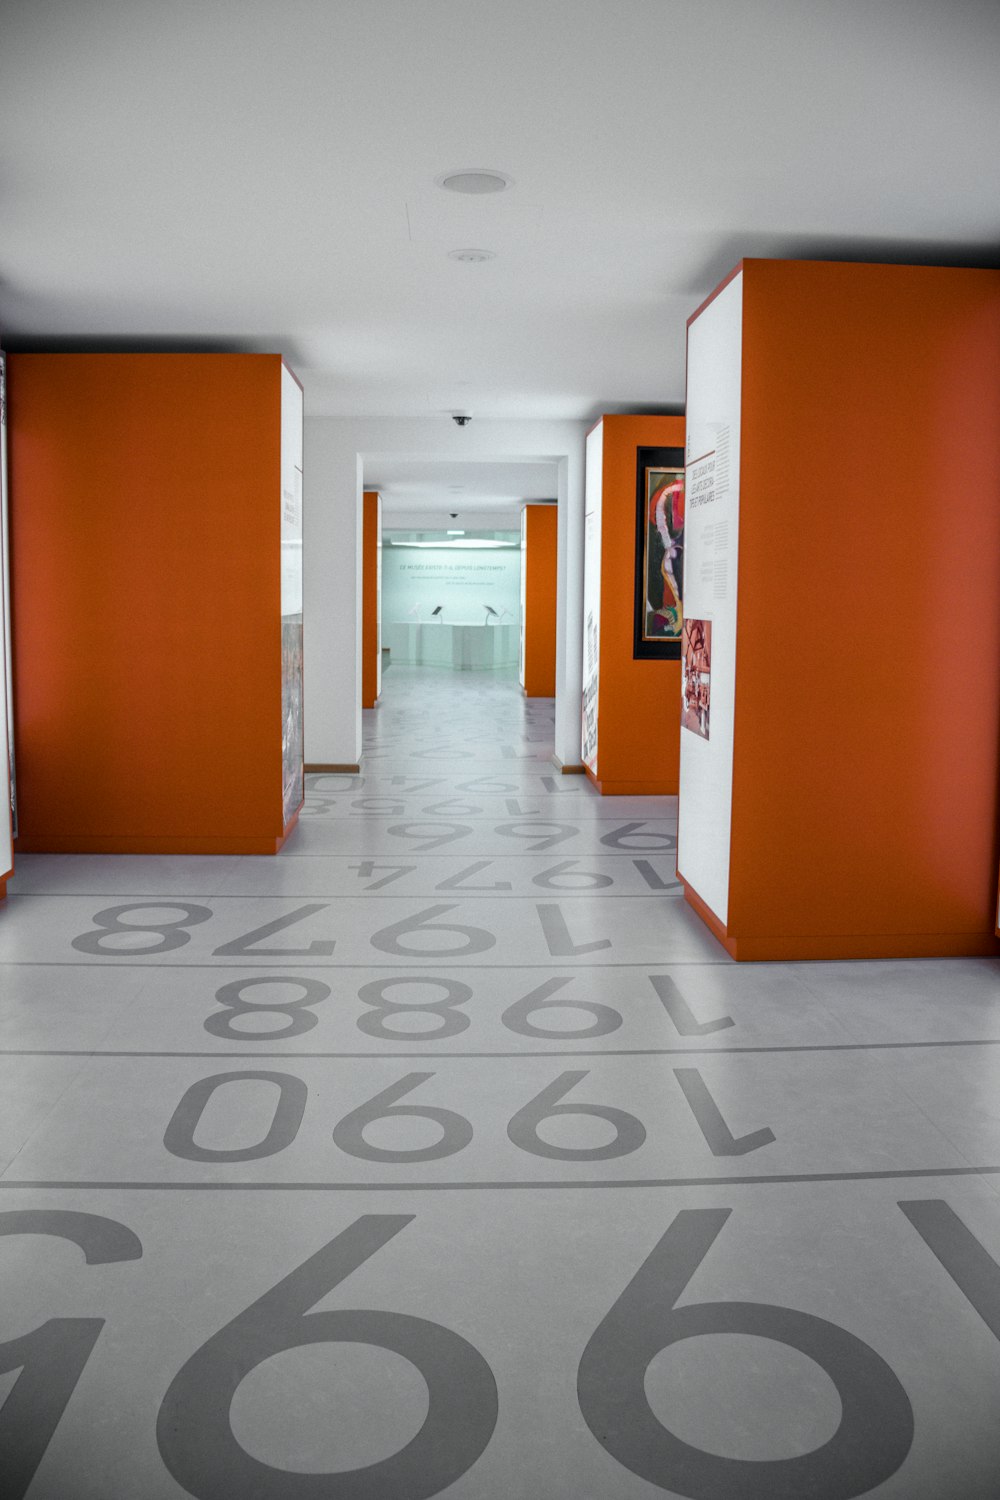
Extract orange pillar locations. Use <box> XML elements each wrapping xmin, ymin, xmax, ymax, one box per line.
<box><xmin>679</xmin><ymin>259</ymin><xmax>1000</xmax><ymax>960</ymax></box>
<box><xmin>520</xmin><ymin>503</ymin><xmax>557</xmax><ymax>697</ymax></box>
<box><xmin>8</xmin><ymin>353</ymin><xmax>303</xmax><ymax>855</ymax></box>
<box><xmin>362</xmin><ymin>491</ymin><xmax>382</xmax><ymax>709</ymax></box>
<box><xmin>582</xmin><ymin>414</ymin><xmax>685</xmax><ymax>794</ymax></box>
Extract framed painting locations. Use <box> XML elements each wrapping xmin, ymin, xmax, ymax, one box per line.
<box><xmin>633</xmin><ymin>445</ymin><xmax>685</xmax><ymax>659</ymax></box>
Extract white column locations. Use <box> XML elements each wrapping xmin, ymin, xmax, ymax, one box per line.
<box><xmin>553</xmin><ymin>443</ymin><xmax>585</xmax><ymax>769</ymax></box>
<box><xmin>303</xmin><ymin>422</ymin><xmax>363</xmax><ymax>765</ymax></box>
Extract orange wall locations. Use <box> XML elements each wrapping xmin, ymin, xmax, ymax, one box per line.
<box><xmin>522</xmin><ymin>504</ymin><xmax>557</xmax><ymax>696</ymax></box>
<box><xmin>8</xmin><ymin>353</ymin><xmax>296</xmax><ymax>854</ymax></box>
<box><xmin>362</xmin><ymin>490</ymin><xmax>380</xmax><ymax>708</ymax></box>
<box><xmin>591</xmin><ymin>414</ymin><xmax>685</xmax><ymax>794</ymax></box>
<box><xmin>715</xmin><ymin>260</ymin><xmax>1000</xmax><ymax>958</ymax></box>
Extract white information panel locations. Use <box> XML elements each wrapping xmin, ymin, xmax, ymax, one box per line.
<box><xmin>280</xmin><ymin>364</ymin><xmax>304</xmax><ymax>827</ymax></box>
<box><xmin>0</xmin><ymin>352</ymin><xmax>11</xmax><ymax>875</ymax></box>
<box><xmin>518</xmin><ymin>508</ymin><xmax>527</xmax><ymax>687</ymax></box>
<box><xmin>677</xmin><ymin>272</ymin><xmax>743</xmax><ymax>923</ymax></box>
<box><xmin>581</xmin><ymin>421</ymin><xmax>603</xmax><ymax>772</ymax></box>
<box><xmin>375</xmin><ymin>496</ymin><xmax>383</xmax><ymax>699</ymax></box>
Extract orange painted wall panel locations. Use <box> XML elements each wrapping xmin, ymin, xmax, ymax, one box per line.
<box><xmin>592</xmin><ymin>414</ymin><xmax>684</xmax><ymax>795</ymax></box>
<box><xmin>8</xmin><ymin>353</ymin><xmax>295</xmax><ymax>854</ymax></box>
<box><xmin>688</xmin><ymin>260</ymin><xmax>1000</xmax><ymax>958</ymax></box>
<box><xmin>522</xmin><ymin>504</ymin><xmax>557</xmax><ymax>697</ymax></box>
<box><xmin>362</xmin><ymin>491</ymin><xmax>380</xmax><ymax>709</ymax></box>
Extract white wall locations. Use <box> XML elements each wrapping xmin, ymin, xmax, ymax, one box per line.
<box><xmin>303</xmin><ymin>417</ymin><xmax>587</xmax><ymax>767</ymax></box>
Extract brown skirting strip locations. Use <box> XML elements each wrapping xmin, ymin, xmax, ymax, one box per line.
<box><xmin>305</xmin><ymin>763</ymin><xmax>361</xmax><ymax>774</ymax></box>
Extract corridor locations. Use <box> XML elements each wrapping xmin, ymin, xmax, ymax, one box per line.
<box><xmin>2</xmin><ymin>666</ymin><xmax>1000</xmax><ymax>1497</ymax></box>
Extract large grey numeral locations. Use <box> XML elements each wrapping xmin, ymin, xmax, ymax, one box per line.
<box><xmin>350</xmin><ymin>797</ymin><xmax>406</xmax><ymax>815</ymax></box>
<box><xmin>333</xmin><ymin>1073</ymin><xmax>473</xmax><ymax>1162</ymax></box>
<box><xmin>214</xmin><ymin>904</ymin><xmax>335</xmax><ymax>957</ymax></box>
<box><xmin>578</xmin><ymin>1209</ymin><xmax>914</xmax><ymax>1498</ymax></box>
<box><xmin>540</xmin><ymin>775</ymin><xmax>584</xmax><ymax>795</ymax></box>
<box><xmin>0</xmin><ymin>1211</ymin><xmax>143</xmax><ymax>1500</ymax></box>
<box><xmin>495</xmin><ymin>821</ymin><xmax>576</xmax><ymax>851</ymax></box>
<box><xmin>386</xmin><ymin>822</ymin><xmax>472</xmax><ymax>851</ymax></box>
<box><xmin>422</xmin><ymin>799</ymin><xmax>483</xmax><ymax>817</ymax></box>
<box><xmin>501</xmin><ymin>978</ymin><xmax>623</xmax><ymax>1039</ymax></box>
<box><xmin>673</xmin><ymin>1068</ymin><xmax>775</xmax><ymax>1156</ymax></box>
<box><xmin>532</xmin><ymin>861</ymin><xmax>613</xmax><ymax>891</ymax></box>
<box><xmin>900</xmin><ymin>1199</ymin><xmax>1000</xmax><ymax>1339</ymax></box>
<box><xmin>508</xmin><ymin>1070</ymin><xmax>645</xmax><ymax>1161</ymax></box>
<box><xmin>164</xmin><ymin>1071</ymin><xmax>307</xmax><ymax>1162</ymax></box>
<box><xmin>600</xmin><ymin>822</ymin><xmax>677</xmax><ymax>851</ymax></box>
<box><xmin>504</xmin><ymin>798</ymin><xmax>541</xmax><ymax>816</ymax></box>
<box><xmin>71</xmin><ymin>902</ymin><xmax>213</xmax><ymax>955</ymax></box>
<box><xmin>536</xmin><ymin>904</ymin><xmax>612</xmax><ymax>956</ymax></box>
<box><xmin>310</xmin><ymin>774</ymin><xmax>359</xmax><ymax>791</ymax></box>
<box><xmin>370</xmin><ymin>904</ymin><xmax>495</xmax><ymax>957</ymax></box>
<box><xmin>650</xmin><ymin>974</ymin><xmax>734</xmax><ymax>1036</ymax></box>
<box><xmin>633</xmin><ymin>860</ymin><xmax>681</xmax><ymax>891</ymax></box>
<box><xmin>300</xmin><ymin>798</ymin><xmax>336</xmax><ymax>818</ymax></box>
<box><xmin>435</xmin><ymin>860</ymin><xmax>512</xmax><ymax>892</ymax></box>
<box><xmin>357</xmin><ymin>977</ymin><xmax>472</xmax><ymax>1039</ymax></box>
<box><xmin>206</xmin><ymin>977</ymin><xmax>331</xmax><ymax>1040</ymax></box>
<box><xmin>350</xmin><ymin>862</ymin><xmax>417</xmax><ymax>890</ymax></box>
<box><xmin>156</xmin><ymin>1215</ymin><xmax>498</xmax><ymax>1499</ymax></box>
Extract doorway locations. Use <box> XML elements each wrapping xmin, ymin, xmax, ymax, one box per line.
<box><xmin>362</xmin><ymin>459</ymin><xmax>559</xmax><ymax>744</ymax></box>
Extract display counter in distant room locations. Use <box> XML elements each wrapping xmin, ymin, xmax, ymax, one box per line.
<box><xmin>382</xmin><ymin>619</ymin><xmax>518</xmax><ymax>670</ymax></box>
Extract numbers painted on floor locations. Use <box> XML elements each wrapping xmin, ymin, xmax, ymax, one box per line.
<box><xmin>67</xmin><ymin>860</ymin><xmax>682</xmax><ymax>958</ymax></box>
<box><xmin>199</xmin><ymin>971</ymin><xmax>735</xmax><ymax>1043</ymax></box>
<box><xmin>70</xmin><ymin>899</ymin><xmax>619</xmax><ymax>958</ymax></box>
<box><xmin>162</xmin><ymin>1065</ymin><xmax>767</xmax><ymax>1164</ymax></box>
<box><xmin>6</xmin><ymin>1200</ymin><xmax>1000</xmax><ymax>1498</ymax></box>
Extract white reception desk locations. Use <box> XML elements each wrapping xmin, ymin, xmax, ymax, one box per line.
<box><xmin>384</xmin><ymin>621</ymin><xmax>518</xmax><ymax>670</ymax></box>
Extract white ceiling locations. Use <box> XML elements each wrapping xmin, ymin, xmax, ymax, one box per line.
<box><xmin>2</xmin><ymin>0</ymin><xmax>998</xmax><ymax>420</ymax></box>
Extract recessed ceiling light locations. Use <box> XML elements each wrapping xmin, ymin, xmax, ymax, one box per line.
<box><xmin>437</xmin><ymin>170</ymin><xmax>513</xmax><ymax>195</ymax></box>
<box><xmin>448</xmin><ymin>248</ymin><xmax>496</xmax><ymax>263</ymax></box>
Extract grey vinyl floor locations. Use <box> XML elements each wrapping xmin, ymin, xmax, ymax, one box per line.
<box><xmin>3</xmin><ymin>664</ymin><xmax>1000</xmax><ymax>1498</ymax></box>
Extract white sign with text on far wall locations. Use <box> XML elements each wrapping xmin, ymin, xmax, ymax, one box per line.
<box><xmin>382</xmin><ymin>547</ymin><xmax>520</xmax><ymax>623</ymax></box>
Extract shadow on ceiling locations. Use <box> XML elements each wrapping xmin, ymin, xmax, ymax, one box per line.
<box><xmin>675</xmin><ymin>233</ymin><xmax>1000</xmax><ymax>300</ymax></box>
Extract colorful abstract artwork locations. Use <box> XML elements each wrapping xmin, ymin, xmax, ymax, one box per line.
<box><xmin>633</xmin><ymin>446</ymin><xmax>685</xmax><ymax>660</ymax></box>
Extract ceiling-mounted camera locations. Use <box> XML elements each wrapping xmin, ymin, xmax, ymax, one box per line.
<box><xmin>449</xmin><ymin>512</ymin><xmax>459</xmax><ymax>518</ymax></box>
<box><xmin>452</xmin><ymin>412</ymin><xmax>472</xmax><ymax>426</ymax></box>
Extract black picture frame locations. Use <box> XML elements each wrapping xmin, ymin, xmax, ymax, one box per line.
<box><xmin>633</xmin><ymin>444</ymin><xmax>685</xmax><ymax>660</ymax></box>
